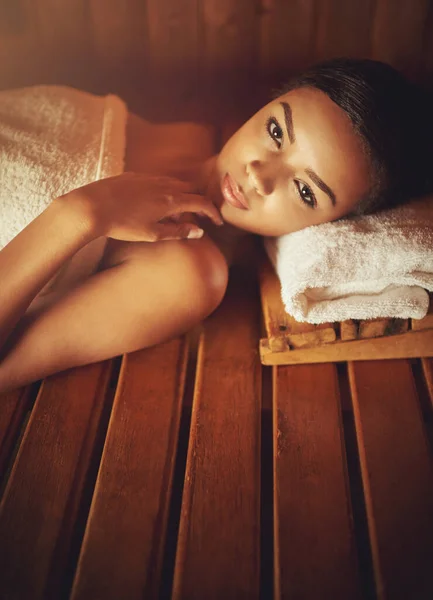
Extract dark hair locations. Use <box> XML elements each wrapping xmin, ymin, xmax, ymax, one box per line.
<box><xmin>278</xmin><ymin>58</ymin><xmax>433</xmax><ymax>214</ymax></box>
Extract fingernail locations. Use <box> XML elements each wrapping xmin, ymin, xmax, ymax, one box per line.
<box><xmin>187</xmin><ymin>228</ymin><xmax>204</xmax><ymax>239</ymax></box>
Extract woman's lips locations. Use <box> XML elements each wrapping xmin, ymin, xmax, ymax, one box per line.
<box><xmin>221</xmin><ymin>173</ymin><xmax>249</xmax><ymax>210</ymax></box>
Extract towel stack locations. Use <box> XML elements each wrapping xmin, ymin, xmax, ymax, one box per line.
<box><xmin>264</xmin><ymin>196</ymin><xmax>433</xmax><ymax>323</ymax></box>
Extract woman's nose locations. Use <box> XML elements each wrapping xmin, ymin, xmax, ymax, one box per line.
<box><xmin>247</xmin><ymin>160</ymin><xmax>276</xmax><ymax>196</ymax></box>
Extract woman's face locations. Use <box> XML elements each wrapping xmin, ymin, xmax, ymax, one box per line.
<box><xmin>207</xmin><ymin>87</ymin><xmax>371</xmax><ymax>236</ymax></box>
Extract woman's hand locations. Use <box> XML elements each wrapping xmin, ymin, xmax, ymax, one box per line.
<box><xmin>60</xmin><ymin>172</ymin><xmax>223</xmax><ymax>242</ymax></box>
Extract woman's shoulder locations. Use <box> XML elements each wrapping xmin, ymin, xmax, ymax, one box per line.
<box><xmin>124</xmin><ymin>113</ymin><xmax>216</xmax><ymax>176</ymax></box>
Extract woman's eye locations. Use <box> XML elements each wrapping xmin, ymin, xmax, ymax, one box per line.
<box><xmin>295</xmin><ymin>180</ymin><xmax>317</xmax><ymax>209</ymax></box>
<box><xmin>266</xmin><ymin>117</ymin><xmax>283</xmax><ymax>148</ymax></box>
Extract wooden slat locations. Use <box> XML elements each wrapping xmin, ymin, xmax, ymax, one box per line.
<box><xmin>274</xmin><ymin>363</ymin><xmax>361</xmax><ymax>599</ymax></box>
<box><xmin>0</xmin><ymin>362</ymin><xmax>112</xmax><ymax>600</ymax></box>
<box><xmin>0</xmin><ymin>386</ymin><xmax>34</xmax><ymax>482</ymax></box>
<box><xmin>33</xmin><ymin>0</ymin><xmax>94</xmax><ymax>80</ymax></box>
<box><xmin>260</xmin><ymin>328</ymin><xmax>433</xmax><ymax>366</ymax></box>
<box><xmin>70</xmin><ymin>339</ymin><xmax>188</xmax><ymax>600</ymax></box>
<box><xmin>202</xmin><ymin>0</ymin><xmax>258</xmax><ymax>71</ymax></box>
<box><xmin>357</xmin><ymin>318</ymin><xmax>407</xmax><ymax>339</ymax></box>
<box><xmin>201</xmin><ymin>0</ymin><xmax>258</xmax><ymax>113</ymax></box>
<box><xmin>2</xmin><ymin>0</ymin><xmax>433</xmax><ymax>98</ymax></box>
<box><xmin>259</xmin><ymin>0</ymin><xmax>316</xmax><ymax>76</ymax></box>
<box><xmin>144</xmin><ymin>0</ymin><xmax>199</xmax><ymax>117</ymax></box>
<box><xmin>0</xmin><ymin>2</ymin><xmax>44</xmax><ymax>90</ymax></box>
<box><xmin>340</xmin><ymin>320</ymin><xmax>358</xmax><ymax>341</ymax></box>
<box><xmin>422</xmin><ymin>357</ymin><xmax>433</xmax><ymax>406</ymax></box>
<box><xmin>371</xmin><ymin>0</ymin><xmax>431</xmax><ymax>77</ymax></box>
<box><xmin>0</xmin><ymin>1</ymin><xmax>26</xmax><ymax>35</ymax></box>
<box><xmin>358</xmin><ymin>318</ymin><xmax>409</xmax><ymax>339</ymax></box>
<box><xmin>172</xmin><ymin>269</ymin><xmax>262</xmax><ymax>600</ymax></box>
<box><xmin>0</xmin><ymin>0</ymin><xmax>95</xmax><ymax>89</ymax></box>
<box><xmin>358</xmin><ymin>319</ymin><xmax>389</xmax><ymax>339</ymax></box>
<box><xmin>90</xmin><ymin>0</ymin><xmax>147</xmax><ymax>71</ymax></box>
<box><xmin>146</xmin><ymin>0</ymin><xmax>198</xmax><ymax>72</ymax></box>
<box><xmin>314</xmin><ymin>0</ymin><xmax>375</xmax><ymax>61</ymax></box>
<box><xmin>349</xmin><ymin>360</ymin><xmax>433</xmax><ymax>599</ymax></box>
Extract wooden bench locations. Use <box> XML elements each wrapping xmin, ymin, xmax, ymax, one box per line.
<box><xmin>1</xmin><ymin>118</ymin><xmax>433</xmax><ymax>600</ymax></box>
<box><xmin>1</xmin><ymin>267</ymin><xmax>433</xmax><ymax>599</ymax></box>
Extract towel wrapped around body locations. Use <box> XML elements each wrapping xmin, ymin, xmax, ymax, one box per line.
<box><xmin>264</xmin><ymin>196</ymin><xmax>433</xmax><ymax>323</ymax></box>
<box><xmin>0</xmin><ymin>85</ymin><xmax>127</xmax><ymax>293</ymax></box>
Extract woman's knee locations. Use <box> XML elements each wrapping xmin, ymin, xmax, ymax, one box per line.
<box><xmin>123</xmin><ymin>234</ymin><xmax>228</xmax><ymax>320</ymax></box>
<box><xmin>175</xmin><ymin>236</ymin><xmax>229</xmax><ymax>315</ymax></box>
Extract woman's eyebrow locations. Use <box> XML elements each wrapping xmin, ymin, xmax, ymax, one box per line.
<box><xmin>306</xmin><ymin>168</ymin><xmax>337</xmax><ymax>206</ymax></box>
<box><xmin>280</xmin><ymin>101</ymin><xmax>295</xmax><ymax>143</ymax></box>
<box><xmin>279</xmin><ymin>100</ymin><xmax>337</xmax><ymax>206</ymax></box>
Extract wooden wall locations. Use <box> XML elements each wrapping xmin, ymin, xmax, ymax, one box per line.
<box><xmin>0</xmin><ymin>0</ymin><xmax>432</xmax><ymax>120</ymax></box>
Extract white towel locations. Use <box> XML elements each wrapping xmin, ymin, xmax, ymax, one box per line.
<box><xmin>0</xmin><ymin>85</ymin><xmax>127</xmax><ymax>291</ymax></box>
<box><xmin>264</xmin><ymin>196</ymin><xmax>433</xmax><ymax>323</ymax></box>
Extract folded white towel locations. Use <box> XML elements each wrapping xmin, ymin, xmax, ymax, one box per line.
<box><xmin>264</xmin><ymin>196</ymin><xmax>433</xmax><ymax>323</ymax></box>
<box><xmin>0</xmin><ymin>85</ymin><xmax>127</xmax><ymax>290</ymax></box>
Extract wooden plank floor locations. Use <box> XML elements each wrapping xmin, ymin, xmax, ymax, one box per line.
<box><xmin>273</xmin><ymin>363</ymin><xmax>361</xmax><ymax>600</ymax></box>
<box><xmin>172</xmin><ymin>269</ymin><xmax>262</xmax><ymax>600</ymax></box>
<box><xmin>1</xmin><ymin>267</ymin><xmax>433</xmax><ymax>599</ymax></box>
<box><xmin>70</xmin><ymin>339</ymin><xmax>188</xmax><ymax>600</ymax></box>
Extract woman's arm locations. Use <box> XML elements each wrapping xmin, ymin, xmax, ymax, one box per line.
<box><xmin>0</xmin><ymin>235</ymin><xmax>227</xmax><ymax>393</ymax></box>
<box><xmin>0</xmin><ymin>197</ymin><xmax>94</xmax><ymax>349</ymax></box>
<box><xmin>0</xmin><ymin>173</ymin><xmax>223</xmax><ymax>390</ymax></box>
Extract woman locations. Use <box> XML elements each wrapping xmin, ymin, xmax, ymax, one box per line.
<box><xmin>0</xmin><ymin>58</ymin><xmax>431</xmax><ymax>392</ymax></box>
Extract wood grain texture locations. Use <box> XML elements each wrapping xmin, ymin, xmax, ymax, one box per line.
<box><xmin>33</xmin><ymin>0</ymin><xmax>94</xmax><ymax>78</ymax></box>
<box><xmin>371</xmin><ymin>0</ymin><xmax>431</xmax><ymax>77</ymax></box>
<box><xmin>0</xmin><ymin>362</ymin><xmax>112</xmax><ymax>600</ymax></box>
<box><xmin>70</xmin><ymin>340</ymin><xmax>187</xmax><ymax>600</ymax></box>
<box><xmin>145</xmin><ymin>0</ymin><xmax>200</xmax><ymax>114</ymax></box>
<box><xmin>1</xmin><ymin>0</ymin><xmax>433</xmax><ymax>105</ymax></box>
<box><xmin>90</xmin><ymin>0</ymin><xmax>147</xmax><ymax>70</ymax></box>
<box><xmin>0</xmin><ymin>386</ymin><xmax>34</xmax><ymax>482</ymax></box>
<box><xmin>200</xmin><ymin>0</ymin><xmax>258</xmax><ymax>113</ymax></box>
<box><xmin>260</xmin><ymin>328</ymin><xmax>433</xmax><ymax>365</ymax></box>
<box><xmin>340</xmin><ymin>320</ymin><xmax>358</xmax><ymax>341</ymax></box>
<box><xmin>146</xmin><ymin>0</ymin><xmax>198</xmax><ymax>72</ymax></box>
<box><xmin>359</xmin><ymin>318</ymin><xmax>411</xmax><ymax>340</ymax></box>
<box><xmin>259</xmin><ymin>0</ymin><xmax>316</xmax><ymax>77</ymax></box>
<box><xmin>421</xmin><ymin>357</ymin><xmax>433</xmax><ymax>407</ymax></box>
<box><xmin>0</xmin><ymin>0</ymin><xmax>43</xmax><ymax>89</ymax></box>
<box><xmin>0</xmin><ymin>0</ymin><xmax>94</xmax><ymax>89</ymax></box>
<box><xmin>172</xmin><ymin>269</ymin><xmax>262</xmax><ymax>600</ymax></box>
<box><xmin>358</xmin><ymin>319</ymin><xmax>389</xmax><ymax>339</ymax></box>
<box><xmin>273</xmin><ymin>363</ymin><xmax>361</xmax><ymax>599</ymax></box>
<box><xmin>314</xmin><ymin>0</ymin><xmax>375</xmax><ymax>60</ymax></box>
<box><xmin>349</xmin><ymin>360</ymin><xmax>433</xmax><ymax>599</ymax></box>
<box><xmin>0</xmin><ymin>0</ymin><xmax>27</xmax><ymax>35</ymax></box>
<box><xmin>201</xmin><ymin>0</ymin><xmax>258</xmax><ymax>72</ymax></box>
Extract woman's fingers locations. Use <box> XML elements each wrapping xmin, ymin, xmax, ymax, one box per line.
<box><xmin>155</xmin><ymin>222</ymin><xmax>204</xmax><ymax>241</ymax></box>
<box><xmin>168</xmin><ymin>193</ymin><xmax>223</xmax><ymax>226</ymax></box>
